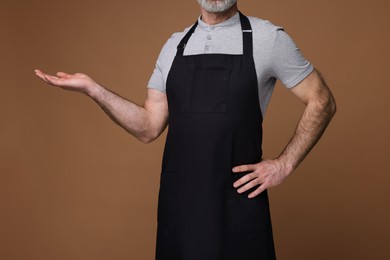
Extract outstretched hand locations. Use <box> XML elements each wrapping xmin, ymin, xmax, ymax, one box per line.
<box><xmin>34</xmin><ymin>69</ymin><xmax>97</xmax><ymax>95</ymax></box>
<box><xmin>232</xmin><ymin>159</ymin><xmax>292</xmax><ymax>198</ymax></box>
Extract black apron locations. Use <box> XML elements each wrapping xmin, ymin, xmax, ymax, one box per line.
<box><xmin>155</xmin><ymin>12</ymin><xmax>276</xmax><ymax>260</ymax></box>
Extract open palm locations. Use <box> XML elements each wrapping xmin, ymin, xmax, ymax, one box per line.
<box><xmin>34</xmin><ymin>69</ymin><xmax>96</xmax><ymax>94</ymax></box>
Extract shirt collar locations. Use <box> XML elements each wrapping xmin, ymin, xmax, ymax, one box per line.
<box><xmin>197</xmin><ymin>11</ymin><xmax>240</xmax><ymax>31</ymax></box>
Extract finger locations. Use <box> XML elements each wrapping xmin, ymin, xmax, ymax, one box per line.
<box><xmin>34</xmin><ymin>69</ymin><xmax>46</xmax><ymax>78</ymax></box>
<box><xmin>42</xmin><ymin>75</ymin><xmax>56</xmax><ymax>85</ymax></box>
<box><xmin>237</xmin><ymin>177</ymin><xmax>262</xmax><ymax>194</ymax></box>
<box><xmin>34</xmin><ymin>70</ymin><xmax>65</xmax><ymax>86</ymax></box>
<box><xmin>44</xmin><ymin>74</ymin><xmax>66</xmax><ymax>86</ymax></box>
<box><xmin>233</xmin><ymin>172</ymin><xmax>257</xmax><ymax>188</ymax></box>
<box><xmin>34</xmin><ymin>70</ymin><xmax>45</xmax><ymax>79</ymax></box>
<box><xmin>232</xmin><ymin>164</ymin><xmax>256</xmax><ymax>173</ymax></box>
<box><xmin>34</xmin><ymin>71</ymin><xmax>50</xmax><ymax>83</ymax></box>
<box><xmin>248</xmin><ymin>183</ymin><xmax>268</xmax><ymax>198</ymax></box>
<box><xmin>35</xmin><ymin>70</ymin><xmax>56</xmax><ymax>79</ymax></box>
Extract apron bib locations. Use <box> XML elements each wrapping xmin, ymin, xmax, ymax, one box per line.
<box><xmin>155</xmin><ymin>12</ymin><xmax>276</xmax><ymax>260</ymax></box>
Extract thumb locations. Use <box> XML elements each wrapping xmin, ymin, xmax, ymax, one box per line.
<box><xmin>56</xmin><ymin>71</ymin><xmax>71</xmax><ymax>78</ymax></box>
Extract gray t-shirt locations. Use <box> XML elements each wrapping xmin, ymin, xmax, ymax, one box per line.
<box><xmin>147</xmin><ymin>12</ymin><xmax>314</xmax><ymax>117</ymax></box>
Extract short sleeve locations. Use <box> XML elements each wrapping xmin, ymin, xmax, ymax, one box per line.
<box><xmin>270</xmin><ymin>28</ymin><xmax>314</xmax><ymax>88</ymax></box>
<box><xmin>147</xmin><ymin>32</ymin><xmax>183</xmax><ymax>94</ymax></box>
<box><xmin>147</xmin><ymin>48</ymin><xmax>167</xmax><ymax>93</ymax></box>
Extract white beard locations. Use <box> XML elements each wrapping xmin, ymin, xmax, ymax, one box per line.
<box><xmin>197</xmin><ymin>0</ymin><xmax>237</xmax><ymax>13</ymax></box>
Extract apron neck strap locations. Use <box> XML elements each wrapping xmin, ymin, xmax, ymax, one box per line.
<box><xmin>238</xmin><ymin>11</ymin><xmax>253</xmax><ymax>58</ymax></box>
<box><xmin>176</xmin><ymin>21</ymin><xmax>198</xmax><ymax>56</ymax></box>
<box><xmin>176</xmin><ymin>11</ymin><xmax>253</xmax><ymax>57</ymax></box>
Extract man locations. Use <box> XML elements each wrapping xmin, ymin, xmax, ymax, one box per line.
<box><xmin>35</xmin><ymin>0</ymin><xmax>336</xmax><ymax>259</ymax></box>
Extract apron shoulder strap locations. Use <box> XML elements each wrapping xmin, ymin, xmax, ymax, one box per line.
<box><xmin>239</xmin><ymin>11</ymin><xmax>253</xmax><ymax>58</ymax></box>
<box><xmin>177</xmin><ymin>21</ymin><xmax>198</xmax><ymax>56</ymax></box>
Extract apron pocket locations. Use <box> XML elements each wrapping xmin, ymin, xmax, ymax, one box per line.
<box><xmin>157</xmin><ymin>170</ymin><xmax>181</xmax><ymax>230</ymax></box>
<box><xmin>186</xmin><ymin>67</ymin><xmax>229</xmax><ymax>113</ymax></box>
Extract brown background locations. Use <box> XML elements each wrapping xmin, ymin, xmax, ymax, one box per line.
<box><xmin>1</xmin><ymin>0</ymin><xmax>389</xmax><ymax>259</ymax></box>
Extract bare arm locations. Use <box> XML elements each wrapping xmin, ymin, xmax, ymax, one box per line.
<box><xmin>232</xmin><ymin>68</ymin><xmax>337</xmax><ymax>198</ymax></box>
<box><xmin>34</xmin><ymin>69</ymin><xmax>168</xmax><ymax>143</ymax></box>
<box><xmin>277</xmin><ymin>68</ymin><xmax>336</xmax><ymax>171</ymax></box>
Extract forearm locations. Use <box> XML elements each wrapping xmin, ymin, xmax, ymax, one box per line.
<box><xmin>88</xmin><ymin>83</ymin><xmax>152</xmax><ymax>142</ymax></box>
<box><xmin>34</xmin><ymin>69</ymin><xmax>162</xmax><ymax>143</ymax></box>
<box><xmin>277</xmin><ymin>90</ymin><xmax>336</xmax><ymax>174</ymax></box>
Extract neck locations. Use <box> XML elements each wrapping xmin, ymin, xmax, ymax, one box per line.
<box><xmin>200</xmin><ymin>3</ymin><xmax>238</xmax><ymax>25</ymax></box>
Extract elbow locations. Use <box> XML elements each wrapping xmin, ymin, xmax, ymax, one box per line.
<box><xmin>310</xmin><ymin>92</ymin><xmax>337</xmax><ymax>120</ymax></box>
<box><xmin>139</xmin><ymin>137</ymin><xmax>156</xmax><ymax>144</ymax></box>
<box><xmin>313</xmin><ymin>86</ymin><xmax>337</xmax><ymax>117</ymax></box>
<box><xmin>137</xmin><ymin>130</ymin><xmax>159</xmax><ymax>144</ymax></box>
<box><xmin>318</xmin><ymin>94</ymin><xmax>337</xmax><ymax>120</ymax></box>
<box><xmin>328</xmin><ymin>95</ymin><xmax>337</xmax><ymax>118</ymax></box>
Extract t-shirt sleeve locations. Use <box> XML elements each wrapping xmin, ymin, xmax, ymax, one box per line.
<box><xmin>147</xmin><ymin>47</ymin><xmax>167</xmax><ymax>93</ymax></box>
<box><xmin>270</xmin><ymin>27</ymin><xmax>314</xmax><ymax>88</ymax></box>
<box><xmin>147</xmin><ymin>32</ymin><xmax>182</xmax><ymax>93</ymax></box>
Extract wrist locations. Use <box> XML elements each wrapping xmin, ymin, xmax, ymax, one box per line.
<box><xmin>87</xmin><ymin>82</ymin><xmax>104</xmax><ymax>99</ymax></box>
<box><xmin>275</xmin><ymin>156</ymin><xmax>295</xmax><ymax>176</ymax></box>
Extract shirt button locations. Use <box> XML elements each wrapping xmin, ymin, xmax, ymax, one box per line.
<box><xmin>207</xmin><ymin>35</ymin><xmax>212</xmax><ymax>40</ymax></box>
<box><xmin>205</xmin><ymin>46</ymin><xmax>210</xmax><ymax>52</ymax></box>
<box><xmin>210</xmin><ymin>26</ymin><xmax>215</xmax><ymax>30</ymax></box>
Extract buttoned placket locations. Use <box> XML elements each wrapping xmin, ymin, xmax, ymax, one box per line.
<box><xmin>204</xmin><ymin>26</ymin><xmax>215</xmax><ymax>52</ymax></box>
<box><xmin>198</xmin><ymin>13</ymin><xmax>240</xmax><ymax>53</ymax></box>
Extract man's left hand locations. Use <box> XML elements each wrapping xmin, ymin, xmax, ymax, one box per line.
<box><xmin>232</xmin><ymin>159</ymin><xmax>292</xmax><ymax>198</ymax></box>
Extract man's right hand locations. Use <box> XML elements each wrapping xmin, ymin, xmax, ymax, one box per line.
<box><xmin>34</xmin><ymin>69</ymin><xmax>169</xmax><ymax>143</ymax></box>
<box><xmin>34</xmin><ymin>69</ymin><xmax>97</xmax><ymax>96</ymax></box>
